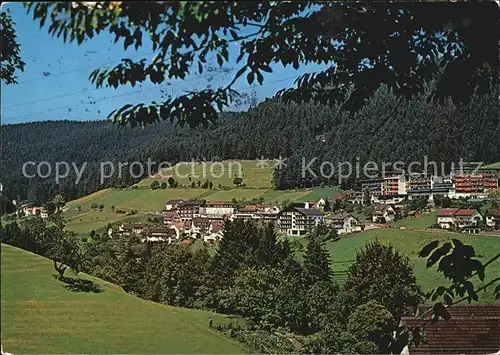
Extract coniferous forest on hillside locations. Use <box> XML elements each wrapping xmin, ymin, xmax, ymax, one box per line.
<box><xmin>1</xmin><ymin>86</ymin><xmax>499</xmax><ymax>207</ymax></box>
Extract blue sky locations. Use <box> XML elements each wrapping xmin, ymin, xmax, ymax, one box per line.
<box><xmin>1</xmin><ymin>3</ymin><xmax>325</xmax><ymax>125</ymax></box>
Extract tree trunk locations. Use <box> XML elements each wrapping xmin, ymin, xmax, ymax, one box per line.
<box><xmin>53</xmin><ymin>260</ymin><xmax>67</xmax><ymax>280</ymax></box>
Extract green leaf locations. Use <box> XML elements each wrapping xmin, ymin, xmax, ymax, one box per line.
<box><xmin>91</xmin><ymin>12</ymin><xmax>99</xmax><ymax>29</ymax></box>
<box><xmin>419</xmin><ymin>240</ymin><xmax>439</xmax><ymax>258</ymax></box>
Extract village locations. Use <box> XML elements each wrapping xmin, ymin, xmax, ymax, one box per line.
<box><xmin>106</xmin><ymin>166</ymin><xmax>500</xmax><ymax>244</ymax></box>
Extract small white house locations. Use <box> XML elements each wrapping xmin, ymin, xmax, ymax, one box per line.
<box><xmin>203</xmin><ymin>222</ymin><xmax>224</xmax><ymax>243</ymax></box>
<box><xmin>317</xmin><ymin>198</ymin><xmax>326</xmax><ymax>210</ymax></box>
<box><xmin>325</xmin><ymin>213</ymin><xmax>362</xmax><ymax>234</ymax></box>
<box><xmin>372</xmin><ymin>204</ymin><xmax>396</xmax><ymax>223</ymax></box>
<box><xmin>486</xmin><ymin>209</ymin><xmax>500</xmax><ymax>229</ymax></box>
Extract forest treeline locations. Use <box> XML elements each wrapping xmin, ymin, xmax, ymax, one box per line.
<box><xmin>1</xmin><ymin>87</ymin><xmax>499</xmax><ymax>207</ymax></box>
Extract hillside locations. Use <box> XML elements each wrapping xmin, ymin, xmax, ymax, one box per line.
<box><xmin>482</xmin><ymin>162</ymin><xmax>500</xmax><ymax>170</ymax></box>
<box><xmin>63</xmin><ymin>181</ymin><xmax>339</xmax><ymax>235</ymax></box>
<box><xmin>0</xmin><ymin>243</ymin><xmax>246</xmax><ymax>354</ymax></box>
<box><xmin>2</xmin><ymin>89</ymin><xmax>499</xmax><ymax>205</ymax></box>
<box><xmin>304</xmin><ymin>229</ymin><xmax>500</xmax><ymax>303</ymax></box>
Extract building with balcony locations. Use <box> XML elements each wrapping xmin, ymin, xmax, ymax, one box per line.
<box><xmin>372</xmin><ymin>204</ymin><xmax>396</xmax><ymax>223</ymax></box>
<box><xmin>277</xmin><ymin>204</ymin><xmax>324</xmax><ymax>236</ymax></box>
<box><xmin>199</xmin><ymin>201</ymin><xmax>235</xmax><ymax>218</ymax></box>
<box><xmin>382</xmin><ymin>175</ymin><xmax>407</xmax><ymax>195</ymax></box>
<box><xmin>486</xmin><ymin>209</ymin><xmax>500</xmax><ymax>229</ymax></box>
<box><xmin>165</xmin><ymin>199</ymin><xmax>183</xmax><ymax>211</ymax></box>
<box><xmin>325</xmin><ymin>213</ymin><xmax>362</xmax><ymax>235</ymax></box>
<box><xmin>451</xmin><ymin>169</ymin><xmax>498</xmax><ymax>197</ymax></box>
<box><xmin>437</xmin><ymin>208</ymin><xmax>483</xmax><ymax>230</ymax></box>
<box><xmin>177</xmin><ymin>199</ymin><xmax>206</xmax><ymax>221</ymax></box>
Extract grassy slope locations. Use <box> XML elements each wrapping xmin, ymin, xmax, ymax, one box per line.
<box><xmin>481</xmin><ymin>161</ymin><xmax>500</xmax><ymax>169</ymax></box>
<box><xmin>393</xmin><ymin>210</ymin><xmax>439</xmax><ymax>228</ymax></box>
<box><xmin>136</xmin><ymin>160</ymin><xmax>275</xmax><ymax>189</ymax></box>
<box><xmin>64</xmin><ymin>176</ymin><xmax>340</xmax><ymax>235</ymax></box>
<box><xmin>1</xmin><ymin>244</ymin><xmax>245</xmax><ymax>354</ymax></box>
<box><xmin>324</xmin><ymin>229</ymin><xmax>500</xmax><ymax>303</ymax></box>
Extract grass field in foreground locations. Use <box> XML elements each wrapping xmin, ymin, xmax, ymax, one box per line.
<box><xmin>324</xmin><ymin>229</ymin><xmax>500</xmax><ymax>303</ymax></box>
<box><xmin>0</xmin><ymin>244</ymin><xmax>245</xmax><ymax>354</ymax></box>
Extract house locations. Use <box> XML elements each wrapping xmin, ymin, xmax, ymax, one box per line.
<box><xmin>165</xmin><ymin>199</ymin><xmax>183</xmax><ymax>211</ymax></box>
<box><xmin>451</xmin><ymin>169</ymin><xmax>499</xmax><ymax>197</ymax></box>
<box><xmin>199</xmin><ymin>201</ymin><xmax>234</xmax><ymax>217</ymax></box>
<box><xmin>400</xmin><ymin>304</ymin><xmax>500</xmax><ymax>354</ymax></box>
<box><xmin>436</xmin><ymin>208</ymin><xmax>483</xmax><ymax>230</ymax></box>
<box><xmin>260</xmin><ymin>212</ymin><xmax>279</xmax><ymax>223</ymax></box>
<box><xmin>22</xmin><ymin>205</ymin><xmax>44</xmax><ymax>216</ymax></box>
<box><xmin>177</xmin><ymin>199</ymin><xmax>205</xmax><ymax>221</ymax></box>
<box><xmin>40</xmin><ymin>209</ymin><xmax>50</xmax><ymax>218</ymax></box>
<box><xmin>372</xmin><ymin>204</ymin><xmax>396</xmax><ymax>223</ymax></box>
<box><xmin>407</xmin><ymin>210</ymin><xmax>422</xmax><ymax>219</ymax></box>
<box><xmin>232</xmin><ymin>204</ymin><xmax>274</xmax><ymax>221</ymax></box>
<box><xmin>486</xmin><ymin>209</ymin><xmax>500</xmax><ymax>229</ymax></box>
<box><xmin>163</xmin><ymin>210</ymin><xmax>181</xmax><ymax>225</ymax></box>
<box><xmin>317</xmin><ymin>198</ymin><xmax>326</xmax><ymax>210</ymax></box>
<box><xmin>189</xmin><ymin>217</ymin><xmax>211</xmax><ymax>238</ymax></box>
<box><xmin>382</xmin><ymin>174</ymin><xmax>407</xmax><ymax>195</ymax></box>
<box><xmin>142</xmin><ymin>226</ymin><xmax>177</xmax><ymax>242</ymax></box>
<box><xmin>348</xmin><ymin>191</ymin><xmax>365</xmax><ymax>205</ymax></box>
<box><xmin>277</xmin><ymin>205</ymin><xmax>324</xmax><ymax>236</ymax></box>
<box><xmin>372</xmin><ymin>194</ymin><xmax>406</xmax><ymax>205</ymax></box>
<box><xmin>118</xmin><ymin>223</ymin><xmax>144</xmax><ymax>236</ymax></box>
<box><xmin>204</xmin><ymin>221</ymin><xmax>224</xmax><ymax>243</ymax></box>
<box><xmin>325</xmin><ymin>213</ymin><xmax>362</xmax><ymax>234</ymax></box>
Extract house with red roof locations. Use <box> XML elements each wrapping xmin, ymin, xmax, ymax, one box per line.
<box><xmin>486</xmin><ymin>209</ymin><xmax>500</xmax><ymax>229</ymax></box>
<box><xmin>163</xmin><ymin>210</ymin><xmax>181</xmax><ymax>225</ymax></box>
<box><xmin>203</xmin><ymin>221</ymin><xmax>224</xmax><ymax>243</ymax></box>
<box><xmin>437</xmin><ymin>208</ymin><xmax>483</xmax><ymax>230</ymax></box>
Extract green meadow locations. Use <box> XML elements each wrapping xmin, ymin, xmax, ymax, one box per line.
<box><xmin>0</xmin><ymin>244</ymin><xmax>246</xmax><ymax>354</ymax></box>
<box><xmin>64</xmin><ymin>178</ymin><xmax>340</xmax><ymax>236</ymax></box>
<box><xmin>137</xmin><ymin>160</ymin><xmax>276</xmax><ymax>189</ymax></box>
<box><xmin>323</xmin><ymin>229</ymin><xmax>500</xmax><ymax>303</ymax></box>
<box><xmin>481</xmin><ymin>161</ymin><xmax>500</xmax><ymax>170</ymax></box>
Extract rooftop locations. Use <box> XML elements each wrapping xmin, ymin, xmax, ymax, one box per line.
<box><xmin>294</xmin><ymin>207</ymin><xmax>324</xmax><ymax>217</ymax></box>
<box><xmin>166</xmin><ymin>199</ymin><xmax>183</xmax><ymax>205</ymax></box>
<box><xmin>437</xmin><ymin>208</ymin><xmax>479</xmax><ymax>217</ymax></box>
<box><xmin>401</xmin><ymin>304</ymin><xmax>500</xmax><ymax>354</ymax></box>
<box><xmin>487</xmin><ymin>209</ymin><xmax>500</xmax><ymax>217</ymax></box>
